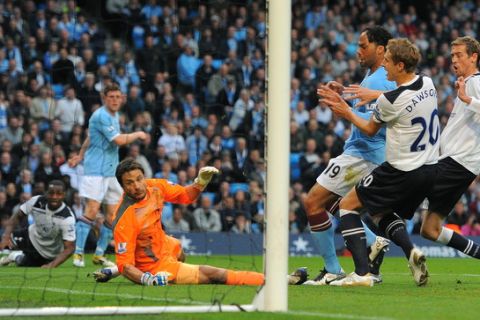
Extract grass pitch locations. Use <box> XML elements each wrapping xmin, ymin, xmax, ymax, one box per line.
<box><xmin>0</xmin><ymin>254</ymin><xmax>479</xmax><ymax>319</ymax></box>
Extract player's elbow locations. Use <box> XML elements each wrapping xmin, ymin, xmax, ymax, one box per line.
<box><xmin>112</xmin><ymin>136</ymin><xmax>124</xmax><ymax>146</ymax></box>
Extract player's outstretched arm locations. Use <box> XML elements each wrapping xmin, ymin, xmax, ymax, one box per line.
<box><xmin>113</xmin><ymin>131</ymin><xmax>148</xmax><ymax>146</ymax></box>
<box><xmin>170</xmin><ymin>166</ymin><xmax>220</xmax><ymax>204</ymax></box>
<box><xmin>41</xmin><ymin>240</ymin><xmax>74</xmax><ymax>268</ymax></box>
<box><xmin>343</xmin><ymin>84</ymin><xmax>384</xmax><ymax>107</ymax></box>
<box><xmin>318</xmin><ymin>85</ymin><xmax>382</xmax><ymax>136</ymax></box>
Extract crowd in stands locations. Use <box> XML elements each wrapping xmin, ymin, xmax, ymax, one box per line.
<box><xmin>0</xmin><ymin>0</ymin><xmax>479</xmax><ymax>239</ymax></box>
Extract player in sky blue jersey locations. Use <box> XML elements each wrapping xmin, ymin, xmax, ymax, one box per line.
<box><xmin>68</xmin><ymin>84</ymin><xmax>148</xmax><ymax>267</ymax></box>
<box><xmin>298</xmin><ymin>26</ymin><xmax>396</xmax><ymax>285</ymax></box>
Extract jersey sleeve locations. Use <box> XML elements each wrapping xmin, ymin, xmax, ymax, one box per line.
<box><xmin>146</xmin><ymin>179</ymin><xmax>196</xmax><ymax>204</ymax></box>
<box><xmin>114</xmin><ymin>209</ymin><xmax>138</xmax><ymax>274</ymax></box>
<box><xmin>373</xmin><ymin>94</ymin><xmax>397</xmax><ymax>123</ymax></box>
<box><xmin>465</xmin><ymin>77</ymin><xmax>480</xmax><ymax>114</ymax></box>
<box><xmin>60</xmin><ymin>211</ymin><xmax>76</xmax><ymax>242</ymax></box>
<box><xmin>98</xmin><ymin>112</ymin><xmax>120</xmax><ymax>142</ymax></box>
<box><xmin>19</xmin><ymin>196</ymin><xmax>39</xmax><ymax>215</ymax></box>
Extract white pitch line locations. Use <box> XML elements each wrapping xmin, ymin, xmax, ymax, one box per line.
<box><xmin>0</xmin><ymin>285</ymin><xmax>208</xmax><ymax>305</ymax></box>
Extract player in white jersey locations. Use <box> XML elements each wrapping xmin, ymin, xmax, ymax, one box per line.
<box><xmin>319</xmin><ymin>39</ymin><xmax>439</xmax><ymax>286</ymax></box>
<box><xmin>0</xmin><ymin>181</ymin><xmax>75</xmax><ymax>268</ymax></box>
<box><xmin>419</xmin><ymin>36</ymin><xmax>480</xmax><ymax>260</ymax></box>
<box><xmin>69</xmin><ymin>83</ymin><xmax>148</xmax><ymax>267</ymax></box>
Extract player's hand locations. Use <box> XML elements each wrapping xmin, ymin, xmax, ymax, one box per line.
<box><xmin>325</xmin><ymin>81</ymin><xmax>344</xmax><ymax>94</ymax></box>
<box><xmin>343</xmin><ymin>85</ymin><xmax>382</xmax><ymax>107</ymax></box>
<box><xmin>318</xmin><ymin>85</ymin><xmax>352</xmax><ymax>119</ymax></box>
<box><xmin>141</xmin><ymin>271</ymin><xmax>170</xmax><ymax>286</ymax></box>
<box><xmin>92</xmin><ymin>268</ymin><xmax>114</xmax><ymax>283</ymax></box>
<box><xmin>136</xmin><ymin>131</ymin><xmax>148</xmax><ymax>142</ymax></box>
<box><xmin>68</xmin><ymin>155</ymin><xmax>82</xmax><ymax>168</ymax></box>
<box><xmin>194</xmin><ymin>166</ymin><xmax>220</xmax><ymax>187</ymax></box>
<box><xmin>455</xmin><ymin>76</ymin><xmax>471</xmax><ymax>104</ymax></box>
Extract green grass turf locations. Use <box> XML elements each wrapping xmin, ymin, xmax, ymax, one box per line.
<box><xmin>0</xmin><ymin>254</ymin><xmax>479</xmax><ymax>319</ymax></box>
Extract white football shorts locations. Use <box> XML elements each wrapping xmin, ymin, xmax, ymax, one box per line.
<box><xmin>316</xmin><ymin>154</ymin><xmax>378</xmax><ymax>197</ymax></box>
<box><xmin>79</xmin><ymin>176</ymin><xmax>123</xmax><ymax>204</ymax></box>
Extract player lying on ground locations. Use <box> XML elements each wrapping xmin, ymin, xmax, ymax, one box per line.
<box><xmin>105</xmin><ymin>158</ymin><xmax>264</xmax><ymax>285</ymax></box>
<box><xmin>0</xmin><ymin>180</ymin><xmax>75</xmax><ymax>268</ymax></box>
<box><xmin>319</xmin><ymin>38</ymin><xmax>438</xmax><ymax>287</ymax></box>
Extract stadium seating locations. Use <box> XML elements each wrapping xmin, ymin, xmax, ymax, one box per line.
<box><xmin>229</xmin><ymin>183</ymin><xmax>250</xmax><ymax>195</ymax></box>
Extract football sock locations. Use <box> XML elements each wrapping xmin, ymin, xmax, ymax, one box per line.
<box><xmin>310</xmin><ymin>224</ymin><xmax>342</xmax><ymax>274</ymax></box>
<box><xmin>95</xmin><ymin>223</ymin><xmax>113</xmax><ymax>256</ymax></box>
<box><xmin>307</xmin><ymin>210</ymin><xmax>331</xmax><ymax>231</ymax></box>
<box><xmin>339</xmin><ymin>209</ymin><xmax>369</xmax><ymax>276</ymax></box>
<box><xmin>225</xmin><ymin>270</ymin><xmax>265</xmax><ymax>285</ymax></box>
<box><xmin>437</xmin><ymin>227</ymin><xmax>480</xmax><ymax>258</ymax></box>
<box><xmin>75</xmin><ymin>217</ymin><xmax>93</xmax><ymax>255</ymax></box>
<box><xmin>379</xmin><ymin>214</ymin><xmax>413</xmax><ymax>259</ymax></box>
<box><xmin>363</xmin><ymin>222</ymin><xmax>377</xmax><ymax>247</ymax></box>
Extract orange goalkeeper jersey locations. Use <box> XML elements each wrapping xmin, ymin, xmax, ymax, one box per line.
<box><xmin>112</xmin><ymin>179</ymin><xmax>195</xmax><ymax>275</ymax></box>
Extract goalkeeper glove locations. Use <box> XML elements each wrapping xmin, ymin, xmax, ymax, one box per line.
<box><xmin>141</xmin><ymin>271</ymin><xmax>170</xmax><ymax>286</ymax></box>
<box><xmin>194</xmin><ymin>166</ymin><xmax>220</xmax><ymax>187</ymax></box>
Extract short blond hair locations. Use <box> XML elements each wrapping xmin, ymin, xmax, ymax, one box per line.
<box><xmin>386</xmin><ymin>38</ymin><xmax>421</xmax><ymax>73</ymax></box>
<box><xmin>451</xmin><ymin>36</ymin><xmax>480</xmax><ymax>64</ymax></box>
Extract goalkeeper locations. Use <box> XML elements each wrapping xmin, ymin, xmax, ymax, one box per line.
<box><xmin>94</xmin><ymin>158</ymin><xmax>264</xmax><ymax>286</ymax></box>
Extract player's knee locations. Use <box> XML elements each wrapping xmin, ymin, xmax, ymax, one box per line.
<box><xmin>199</xmin><ymin>265</ymin><xmax>226</xmax><ymax>284</ymax></box>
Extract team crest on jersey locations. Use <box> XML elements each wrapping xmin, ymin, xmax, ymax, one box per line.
<box><xmin>107</xmin><ymin>125</ymin><xmax>115</xmax><ymax>132</ymax></box>
<box><xmin>118</xmin><ymin>242</ymin><xmax>127</xmax><ymax>254</ymax></box>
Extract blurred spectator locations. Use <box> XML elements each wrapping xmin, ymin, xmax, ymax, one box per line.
<box><xmin>157</xmin><ymin>123</ymin><xmax>186</xmax><ymax>156</ymax></box>
<box><xmin>55</xmin><ymin>86</ymin><xmax>84</xmax><ymax>138</ymax></box>
<box><xmin>164</xmin><ymin>206</ymin><xmax>190</xmax><ymax>233</ymax></box>
<box><xmin>127</xmin><ymin>144</ymin><xmax>152</xmax><ymax>178</ymax></box>
<box><xmin>186</xmin><ymin>126</ymin><xmax>208</xmax><ymax>166</ymax></box>
<box><xmin>1</xmin><ymin>116</ymin><xmax>24</xmax><ymax>145</ymax></box>
<box><xmin>231</xmin><ymin>212</ymin><xmax>251</xmax><ymax>234</ymax></box>
<box><xmin>31</xmin><ymin>86</ymin><xmax>56</xmax><ymax>132</ymax></box>
<box><xmin>219</xmin><ymin>196</ymin><xmax>237</xmax><ymax>231</ymax></box>
<box><xmin>51</xmin><ymin>48</ymin><xmax>75</xmax><ymax>85</ymax></box>
<box><xmin>34</xmin><ymin>150</ymin><xmax>61</xmax><ymax>183</ymax></box>
<box><xmin>461</xmin><ymin>215</ymin><xmax>480</xmax><ymax>236</ymax></box>
<box><xmin>193</xmin><ymin>195</ymin><xmax>222</xmax><ymax>232</ymax></box>
<box><xmin>446</xmin><ymin>198</ymin><xmax>469</xmax><ymax>227</ymax></box>
<box><xmin>0</xmin><ymin>151</ymin><xmax>18</xmax><ymax>183</ymax></box>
